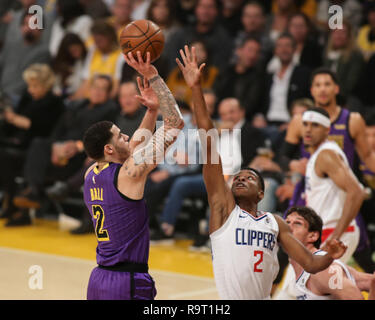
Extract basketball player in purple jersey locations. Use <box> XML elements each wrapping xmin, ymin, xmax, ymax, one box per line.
<box><xmin>82</xmin><ymin>51</ymin><xmax>184</xmax><ymax>300</ymax></box>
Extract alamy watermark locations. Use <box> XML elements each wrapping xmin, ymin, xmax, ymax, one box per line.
<box><xmin>328</xmin><ymin>5</ymin><xmax>343</xmax><ymax>30</ymax></box>
<box><xmin>28</xmin><ymin>265</ymin><xmax>43</xmax><ymax>290</ymax></box>
<box><xmin>27</xmin><ymin>5</ymin><xmax>43</xmax><ymax>30</ymax></box>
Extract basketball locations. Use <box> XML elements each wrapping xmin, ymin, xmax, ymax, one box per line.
<box><xmin>119</xmin><ymin>19</ymin><xmax>165</xmax><ymax>63</ymax></box>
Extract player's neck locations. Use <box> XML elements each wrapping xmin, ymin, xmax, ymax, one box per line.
<box><xmin>316</xmin><ymin>100</ymin><xmax>339</xmax><ymax>121</ymax></box>
<box><xmin>237</xmin><ymin>200</ymin><xmax>258</xmax><ymax>217</ymax></box>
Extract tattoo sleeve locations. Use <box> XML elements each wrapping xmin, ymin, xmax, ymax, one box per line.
<box><xmin>149</xmin><ymin>75</ymin><xmax>184</xmax><ymax>128</ymax></box>
<box><xmin>122</xmin><ymin>75</ymin><xmax>184</xmax><ymax>178</ymax></box>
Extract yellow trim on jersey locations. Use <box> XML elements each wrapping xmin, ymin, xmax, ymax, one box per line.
<box><xmin>93</xmin><ymin>163</ymin><xmax>110</xmax><ymax>175</ymax></box>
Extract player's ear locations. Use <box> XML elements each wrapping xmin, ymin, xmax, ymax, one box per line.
<box><xmin>104</xmin><ymin>144</ymin><xmax>113</xmax><ymax>155</ymax></box>
<box><xmin>308</xmin><ymin>231</ymin><xmax>319</xmax><ymax>245</ymax></box>
<box><xmin>256</xmin><ymin>190</ymin><xmax>264</xmax><ymax>203</ymax></box>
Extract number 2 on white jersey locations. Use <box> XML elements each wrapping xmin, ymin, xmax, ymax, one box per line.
<box><xmin>253</xmin><ymin>250</ymin><xmax>263</xmax><ymax>273</ymax></box>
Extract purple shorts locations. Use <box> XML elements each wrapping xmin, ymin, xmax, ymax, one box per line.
<box><xmin>87</xmin><ymin>267</ymin><xmax>157</xmax><ymax>300</ymax></box>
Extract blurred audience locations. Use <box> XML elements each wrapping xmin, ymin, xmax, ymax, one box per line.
<box><xmin>167</xmin><ymin>39</ymin><xmax>218</xmax><ymax>106</ymax></box>
<box><xmin>71</xmin><ymin>20</ymin><xmax>123</xmax><ymax>100</ymax></box>
<box><xmin>0</xmin><ymin>11</ymin><xmax>50</xmax><ymax>106</ymax></box>
<box><xmin>49</xmin><ymin>0</ymin><xmax>93</xmax><ymax>57</ymax></box>
<box><xmin>213</xmin><ymin>36</ymin><xmax>264</xmax><ymax>121</ymax></box>
<box><xmin>8</xmin><ymin>74</ymin><xmax>117</xmax><ymax>226</ymax></box>
<box><xmin>51</xmin><ymin>33</ymin><xmax>87</xmax><ymax>99</ymax></box>
<box><xmin>0</xmin><ymin>64</ymin><xmax>65</xmax><ymax>225</ymax></box>
<box><xmin>323</xmin><ymin>20</ymin><xmax>365</xmax><ymax>106</ymax></box>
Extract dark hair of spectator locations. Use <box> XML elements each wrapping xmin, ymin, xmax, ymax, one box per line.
<box><xmin>285</xmin><ymin>206</ymin><xmax>323</xmax><ymax>249</ymax></box>
<box><xmin>57</xmin><ymin>0</ymin><xmax>86</xmax><ymax>28</ymax></box>
<box><xmin>239</xmin><ymin>166</ymin><xmax>265</xmax><ymax>192</ymax></box>
<box><xmin>83</xmin><ymin>121</ymin><xmax>114</xmax><ymax>160</ymax></box>
<box><xmin>91</xmin><ymin>20</ymin><xmax>118</xmax><ymax>48</ymax></box>
<box><xmin>51</xmin><ymin>33</ymin><xmax>87</xmax><ymax>83</ymax></box>
<box><xmin>146</xmin><ymin>0</ymin><xmax>176</xmax><ymax>28</ymax></box>
<box><xmin>92</xmin><ymin>74</ymin><xmax>114</xmax><ymax>94</ymax></box>
<box><xmin>244</xmin><ymin>1</ymin><xmax>265</xmax><ymax>15</ymax></box>
<box><xmin>310</xmin><ymin>67</ymin><xmax>339</xmax><ymax>86</ymax></box>
<box><xmin>277</xmin><ymin>32</ymin><xmax>297</xmax><ymax>49</ymax></box>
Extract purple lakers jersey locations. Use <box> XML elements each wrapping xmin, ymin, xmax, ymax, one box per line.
<box><xmin>83</xmin><ymin>162</ymin><xmax>150</xmax><ymax>266</ymax></box>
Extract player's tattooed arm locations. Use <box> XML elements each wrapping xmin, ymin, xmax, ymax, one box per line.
<box><xmin>148</xmin><ymin>75</ymin><xmax>184</xmax><ymax>128</ymax></box>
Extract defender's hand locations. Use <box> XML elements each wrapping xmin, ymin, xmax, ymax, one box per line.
<box><xmin>176</xmin><ymin>45</ymin><xmax>206</xmax><ymax>89</ymax></box>
<box><xmin>321</xmin><ymin>238</ymin><xmax>347</xmax><ymax>260</ymax></box>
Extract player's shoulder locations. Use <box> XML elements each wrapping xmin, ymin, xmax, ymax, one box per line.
<box><xmin>84</xmin><ymin>162</ymin><xmax>98</xmax><ymax>180</ymax></box>
<box><xmin>348</xmin><ymin>111</ymin><xmax>366</xmax><ymax>134</ymax></box>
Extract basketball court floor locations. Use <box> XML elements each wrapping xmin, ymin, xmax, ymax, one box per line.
<box><xmin>0</xmin><ymin>217</ymin><xmax>370</xmax><ymax>300</ymax></box>
<box><xmin>0</xmin><ymin>218</ymin><xmax>219</xmax><ymax>300</ymax></box>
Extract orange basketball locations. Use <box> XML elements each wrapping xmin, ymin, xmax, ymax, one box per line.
<box><xmin>119</xmin><ymin>19</ymin><xmax>165</xmax><ymax>63</ymax></box>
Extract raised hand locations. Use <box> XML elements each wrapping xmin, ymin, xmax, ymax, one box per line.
<box><xmin>176</xmin><ymin>45</ymin><xmax>206</xmax><ymax>89</ymax></box>
<box><xmin>321</xmin><ymin>238</ymin><xmax>347</xmax><ymax>260</ymax></box>
<box><xmin>135</xmin><ymin>76</ymin><xmax>159</xmax><ymax>111</ymax></box>
<box><xmin>124</xmin><ymin>51</ymin><xmax>158</xmax><ymax>80</ymax></box>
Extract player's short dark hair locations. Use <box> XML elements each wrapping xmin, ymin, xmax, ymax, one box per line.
<box><xmin>305</xmin><ymin>106</ymin><xmax>330</xmax><ymax>119</ymax></box>
<box><xmin>239</xmin><ymin>166</ymin><xmax>265</xmax><ymax>192</ymax></box>
<box><xmin>83</xmin><ymin>121</ymin><xmax>114</xmax><ymax>160</ymax></box>
<box><xmin>310</xmin><ymin>67</ymin><xmax>339</xmax><ymax>86</ymax></box>
<box><xmin>285</xmin><ymin>206</ymin><xmax>323</xmax><ymax>249</ymax></box>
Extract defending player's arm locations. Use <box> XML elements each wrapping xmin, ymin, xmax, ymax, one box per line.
<box><xmin>176</xmin><ymin>45</ymin><xmax>236</xmax><ymax>234</ymax></box>
<box><xmin>121</xmin><ymin>51</ymin><xmax>184</xmax><ymax>179</ymax></box>
<box><xmin>275</xmin><ymin>215</ymin><xmax>347</xmax><ymax>274</ymax></box>
<box><xmin>350</xmin><ymin>112</ymin><xmax>375</xmax><ymax>172</ymax></box>
<box><xmin>316</xmin><ymin>149</ymin><xmax>366</xmax><ymax>241</ymax></box>
<box><xmin>310</xmin><ymin>265</ymin><xmax>364</xmax><ymax>299</ymax></box>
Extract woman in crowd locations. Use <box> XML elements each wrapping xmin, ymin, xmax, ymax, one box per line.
<box><xmin>0</xmin><ymin>64</ymin><xmax>65</xmax><ymax>226</ymax></box>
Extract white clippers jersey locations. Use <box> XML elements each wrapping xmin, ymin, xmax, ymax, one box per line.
<box><xmin>210</xmin><ymin>205</ymin><xmax>279</xmax><ymax>300</ymax></box>
<box><xmin>295</xmin><ymin>250</ymin><xmax>356</xmax><ymax>300</ymax></box>
<box><xmin>305</xmin><ymin>140</ymin><xmax>356</xmax><ymax>229</ymax></box>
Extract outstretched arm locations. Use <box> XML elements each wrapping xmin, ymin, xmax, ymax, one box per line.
<box><xmin>121</xmin><ymin>52</ymin><xmax>184</xmax><ymax>180</ymax></box>
<box><xmin>275</xmin><ymin>215</ymin><xmax>347</xmax><ymax>274</ymax></box>
<box><xmin>177</xmin><ymin>45</ymin><xmax>235</xmax><ymax>234</ymax></box>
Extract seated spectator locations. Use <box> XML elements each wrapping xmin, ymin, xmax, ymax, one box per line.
<box><xmin>144</xmin><ymin>100</ymin><xmax>200</xmax><ymax>231</ymax></box>
<box><xmin>234</xmin><ymin>1</ymin><xmax>273</xmax><ymax>65</ymax></box>
<box><xmin>51</xmin><ymin>33</ymin><xmax>87</xmax><ymax>99</ymax></box>
<box><xmin>260</xmin><ymin>33</ymin><xmax>311</xmax><ymax>145</ymax></box>
<box><xmin>164</xmin><ymin>0</ymin><xmax>233</xmax><ymax>72</ymax></box>
<box><xmin>146</xmin><ymin>0</ymin><xmax>180</xmax><ymax>43</ymax></box>
<box><xmin>265</xmin><ymin>0</ymin><xmax>297</xmax><ymax>43</ymax></box>
<box><xmin>167</xmin><ymin>39</ymin><xmax>218</xmax><ymax>106</ymax></box>
<box><xmin>271</xmin><ymin>0</ymin><xmax>318</xmax><ymax>19</ymax></box>
<box><xmin>0</xmin><ymin>11</ymin><xmax>50</xmax><ymax>106</ymax></box>
<box><xmin>131</xmin><ymin>0</ymin><xmax>152</xmax><ymax>20</ymax></box>
<box><xmin>174</xmin><ymin>0</ymin><xmax>197</xmax><ymax>26</ymax></box>
<box><xmin>213</xmin><ymin>36</ymin><xmax>265</xmax><ymax>121</ymax></box>
<box><xmin>219</xmin><ymin>0</ymin><xmax>246</xmax><ymax>37</ymax></box>
<box><xmin>0</xmin><ymin>64</ymin><xmax>65</xmax><ymax>224</ymax></box>
<box><xmin>115</xmin><ymin>81</ymin><xmax>146</xmax><ymax>138</ymax></box>
<box><xmin>71</xmin><ymin>20</ymin><xmax>124</xmax><ymax>100</ymax></box>
<box><xmin>80</xmin><ymin>0</ymin><xmax>111</xmax><ymax>19</ymax></box>
<box><xmin>8</xmin><ymin>74</ymin><xmax>117</xmax><ymax>226</ymax></box>
<box><xmin>287</xmin><ymin>12</ymin><xmax>322</xmax><ymax>70</ymax></box>
<box><xmin>49</xmin><ymin>0</ymin><xmax>93</xmax><ymax>57</ymax></box>
<box><xmin>216</xmin><ymin>97</ymin><xmax>267</xmax><ymax>178</ymax></box>
<box><xmin>357</xmin><ymin>2</ymin><xmax>375</xmax><ymax>61</ymax></box>
<box><xmin>323</xmin><ymin>20</ymin><xmax>365</xmax><ymax>105</ymax></box>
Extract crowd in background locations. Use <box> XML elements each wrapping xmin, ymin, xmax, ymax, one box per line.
<box><xmin>0</xmin><ymin>0</ymin><xmax>375</xmax><ymax>259</ymax></box>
